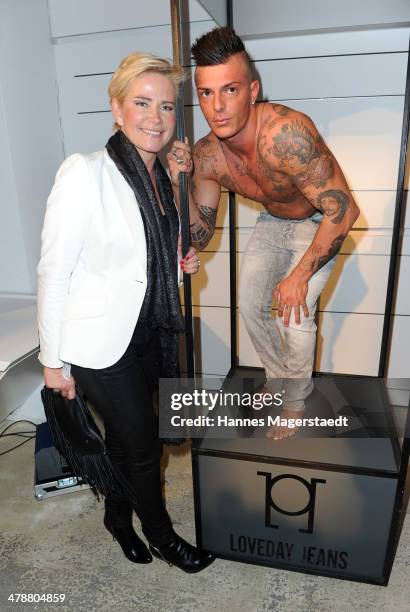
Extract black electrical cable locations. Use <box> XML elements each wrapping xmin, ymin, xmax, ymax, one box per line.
<box><xmin>0</xmin><ymin>420</ymin><xmax>37</xmax><ymax>437</ymax></box>
<box><xmin>0</xmin><ymin>420</ymin><xmax>37</xmax><ymax>456</ymax></box>
<box><xmin>0</xmin><ymin>437</ymin><xmax>36</xmax><ymax>457</ymax></box>
<box><xmin>2</xmin><ymin>432</ymin><xmax>35</xmax><ymax>438</ymax></box>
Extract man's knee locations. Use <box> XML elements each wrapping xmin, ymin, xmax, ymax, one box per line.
<box><xmin>276</xmin><ymin>313</ymin><xmax>317</xmax><ymax>334</ymax></box>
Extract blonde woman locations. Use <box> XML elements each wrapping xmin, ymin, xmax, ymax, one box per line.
<box><xmin>37</xmin><ymin>52</ymin><xmax>214</xmax><ymax>573</ymax></box>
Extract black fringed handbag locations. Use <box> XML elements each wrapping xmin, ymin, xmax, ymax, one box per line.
<box><xmin>41</xmin><ymin>386</ymin><xmax>136</xmax><ymax>502</ymax></box>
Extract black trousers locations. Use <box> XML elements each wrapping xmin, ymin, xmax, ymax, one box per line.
<box><xmin>71</xmin><ymin>323</ymin><xmax>174</xmax><ymax>547</ymax></box>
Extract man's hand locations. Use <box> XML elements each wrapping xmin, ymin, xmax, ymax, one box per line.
<box><xmin>273</xmin><ymin>271</ymin><xmax>309</xmax><ymax>327</ymax></box>
<box><xmin>43</xmin><ymin>367</ymin><xmax>76</xmax><ymax>400</ymax></box>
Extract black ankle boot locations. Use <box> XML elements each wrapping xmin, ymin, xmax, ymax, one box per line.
<box><xmin>104</xmin><ymin>516</ymin><xmax>152</xmax><ymax>564</ymax></box>
<box><xmin>149</xmin><ymin>533</ymin><xmax>215</xmax><ymax>573</ymax></box>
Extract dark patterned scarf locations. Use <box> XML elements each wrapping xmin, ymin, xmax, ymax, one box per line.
<box><xmin>106</xmin><ymin>130</ymin><xmax>184</xmax><ymax>378</ymax></box>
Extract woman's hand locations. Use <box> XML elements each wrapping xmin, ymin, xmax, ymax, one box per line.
<box><xmin>167</xmin><ymin>137</ymin><xmax>193</xmax><ymax>188</ymax></box>
<box><xmin>43</xmin><ymin>367</ymin><xmax>76</xmax><ymax>400</ymax></box>
<box><xmin>178</xmin><ymin>236</ymin><xmax>200</xmax><ymax>275</ymax></box>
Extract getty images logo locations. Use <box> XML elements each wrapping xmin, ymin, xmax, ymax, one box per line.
<box><xmin>257</xmin><ymin>471</ymin><xmax>326</xmax><ymax>534</ymax></box>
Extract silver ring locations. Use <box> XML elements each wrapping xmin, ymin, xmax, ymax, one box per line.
<box><xmin>176</xmin><ymin>157</ymin><xmax>184</xmax><ymax>165</ymax></box>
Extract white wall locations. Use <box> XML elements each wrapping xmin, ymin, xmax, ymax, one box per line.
<box><xmin>0</xmin><ymin>0</ymin><xmax>64</xmax><ymax>293</ymax></box>
<box><xmin>0</xmin><ymin>78</ymin><xmax>29</xmax><ymax>293</ymax></box>
<box><xmin>46</xmin><ymin>1</ymin><xmax>410</xmax><ymax>381</ymax></box>
<box><xmin>233</xmin><ymin>0</ymin><xmax>410</xmax><ymax>37</ymax></box>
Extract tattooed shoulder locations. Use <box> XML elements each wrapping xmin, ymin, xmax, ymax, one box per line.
<box><xmin>259</xmin><ymin>110</ymin><xmax>335</xmax><ymax>189</ymax></box>
<box><xmin>193</xmin><ymin>135</ymin><xmax>220</xmax><ymax>176</ymax></box>
<box><xmin>271</xmin><ymin>103</ymin><xmax>291</xmax><ymax>117</ymax></box>
<box><xmin>271</xmin><ymin>115</ymin><xmax>317</xmax><ymax>166</ymax></box>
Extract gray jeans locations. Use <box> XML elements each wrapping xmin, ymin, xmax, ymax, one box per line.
<box><xmin>239</xmin><ymin>211</ymin><xmax>336</xmax><ymax>411</ymax></box>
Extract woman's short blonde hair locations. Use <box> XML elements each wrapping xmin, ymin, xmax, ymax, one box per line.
<box><xmin>108</xmin><ymin>51</ymin><xmax>185</xmax><ymax>105</ymax></box>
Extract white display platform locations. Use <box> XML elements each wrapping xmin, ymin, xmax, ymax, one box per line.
<box><xmin>0</xmin><ymin>294</ymin><xmax>44</xmax><ymax>423</ymax></box>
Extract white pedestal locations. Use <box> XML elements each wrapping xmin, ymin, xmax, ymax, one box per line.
<box><xmin>0</xmin><ymin>294</ymin><xmax>44</xmax><ymax>424</ymax></box>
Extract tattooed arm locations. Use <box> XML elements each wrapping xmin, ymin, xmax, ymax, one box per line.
<box><xmin>187</xmin><ymin>137</ymin><xmax>222</xmax><ymax>250</ymax></box>
<box><xmin>168</xmin><ymin>136</ymin><xmax>220</xmax><ymax>250</ymax></box>
<box><xmin>262</xmin><ymin>112</ymin><xmax>360</xmax><ymax>325</ymax></box>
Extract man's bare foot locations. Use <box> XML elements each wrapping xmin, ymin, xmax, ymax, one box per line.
<box><xmin>266</xmin><ymin>408</ymin><xmax>305</xmax><ymax>440</ymax></box>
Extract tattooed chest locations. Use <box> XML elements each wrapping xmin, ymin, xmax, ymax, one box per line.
<box><xmin>258</xmin><ymin>170</ymin><xmax>301</xmax><ymax>204</ymax></box>
<box><xmin>217</xmin><ymin>164</ymin><xmax>299</xmax><ymax>205</ymax></box>
<box><xmin>255</xmin><ymin>156</ymin><xmax>298</xmax><ymax>200</ymax></box>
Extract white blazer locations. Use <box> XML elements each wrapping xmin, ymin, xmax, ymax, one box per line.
<box><xmin>37</xmin><ymin>149</ymin><xmax>180</xmax><ymax>369</ymax></box>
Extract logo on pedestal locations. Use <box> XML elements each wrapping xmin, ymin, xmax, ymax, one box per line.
<box><xmin>257</xmin><ymin>471</ymin><xmax>326</xmax><ymax>534</ymax></box>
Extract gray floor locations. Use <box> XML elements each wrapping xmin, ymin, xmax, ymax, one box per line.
<box><xmin>1</xmin><ymin>423</ymin><xmax>409</xmax><ymax>612</ymax></box>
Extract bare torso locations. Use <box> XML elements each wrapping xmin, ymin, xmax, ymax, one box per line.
<box><xmin>198</xmin><ymin>102</ymin><xmax>317</xmax><ymax>219</ymax></box>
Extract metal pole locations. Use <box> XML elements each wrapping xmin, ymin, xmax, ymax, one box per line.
<box><xmin>378</xmin><ymin>36</ymin><xmax>410</xmax><ymax>377</ymax></box>
<box><xmin>170</xmin><ymin>0</ymin><xmax>195</xmax><ymax>378</ymax></box>
<box><xmin>227</xmin><ymin>0</ymin><xmax>238</xmax><ymax>369</ymax></box>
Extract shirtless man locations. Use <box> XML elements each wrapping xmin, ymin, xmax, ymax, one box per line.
<box><xmin>172</xmin><ymin>27</ymin><xmax>359</xmax><ymax>439</ymax></box>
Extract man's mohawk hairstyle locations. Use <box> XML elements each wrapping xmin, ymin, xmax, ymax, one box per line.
<box><xmin>191</xmin><ymin>26</ymin><xmax>250</xmax><ymax>69</ymax></box>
